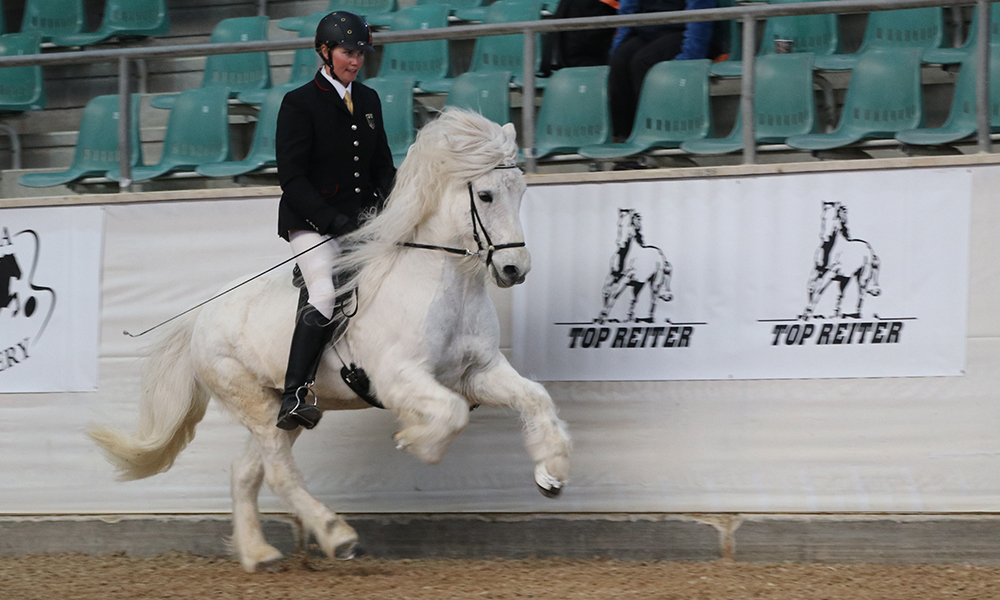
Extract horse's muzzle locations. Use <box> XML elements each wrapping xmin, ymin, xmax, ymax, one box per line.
<box><xmin>492</xmin><ymin>262</ymin><xmax>528</xmax><ymax>288</ymax></box>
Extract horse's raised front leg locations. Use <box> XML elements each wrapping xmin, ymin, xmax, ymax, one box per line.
<box><xmin>205</xmin><ymin>357</ymin><xmax>357</xmax><ymax>570</ymax></box>
<box><xmin>379</xmin><ymin>367</ymin><xmax>471</xmax><ymax>465</ymax></box>
<box><xmin>466</xmin><ymin>359</ymin><xmax>571</xmax><ymax>498</ymax></box>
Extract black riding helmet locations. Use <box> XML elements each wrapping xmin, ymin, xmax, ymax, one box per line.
<box><xmin>315</xmin><ymin>11</ymin><xmax>374</xmax><ymax>68</ymax></box>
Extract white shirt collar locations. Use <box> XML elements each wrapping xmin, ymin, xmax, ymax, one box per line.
<box><xmin>320</xmin><ymin>68</ymin><xmax>352</xmax><ymax>99</ymax></box>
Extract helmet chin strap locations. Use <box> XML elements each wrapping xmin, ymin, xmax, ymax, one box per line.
<box><xmin>319</xmin><ymin>46</ymin><xmax>341</xmax><ymax>82</ymax></box>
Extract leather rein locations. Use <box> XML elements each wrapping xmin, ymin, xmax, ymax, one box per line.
<box><xmin>398</xmin><ymin>164</ymin><xmax>525</xmax><ymax>267</ymax></box>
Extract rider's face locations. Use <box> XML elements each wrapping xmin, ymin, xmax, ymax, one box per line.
<box><xmin>323</xmin><ymin>45</ymin><xmax>364</xmax><ymax>84</ymax></box>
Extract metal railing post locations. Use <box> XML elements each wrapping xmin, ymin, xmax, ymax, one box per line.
<box><xmin>976</xmin><ymin>0</ymin><xmax>992</xmax><ymax>153</ymax></box>
<box><xmin>522</xmin><ymin>28</ymin><xmax>537</xmax><ymax>174</ymax></box>
<box><xmin>740</xmin><ymin>14</ymin><xmax>757</xmax><ymax>164</ymax></box>
<box><xmin>118</xmin><ymin>56</ymin><xmax>132</xmax><ymax>192</ymax></box>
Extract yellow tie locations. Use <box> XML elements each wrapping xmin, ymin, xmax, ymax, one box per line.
<box><xmin>344</xmin><ymin>90</ymin><xmax>353</xmax><ymax>115</ymax></box>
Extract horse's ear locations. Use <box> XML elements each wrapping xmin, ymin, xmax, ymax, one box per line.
<box><xmin>502</xmin><ymin>122</ymin><xmax>516</xmax><ymax>142</ymax></box>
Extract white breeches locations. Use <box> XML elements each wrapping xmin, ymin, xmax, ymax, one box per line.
<box><xmin>288</xmin><ymin>229</ymin><xmax>341</xmax><ymax>319</ymax></box>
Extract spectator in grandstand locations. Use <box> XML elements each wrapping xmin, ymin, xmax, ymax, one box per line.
<box><xmin>274</xmin><ymin>11</ymin><xmax>396</xmax><ymax>431</ymax></box>
<box><xmin>541</xmin><ymin>0</ymin><xmax>620</xmax><ymax>76</ymax></box>
<box><xmin>608</xmin><ymin>0</ymin><xmax>717</xmax><ymax>142</ymax></box>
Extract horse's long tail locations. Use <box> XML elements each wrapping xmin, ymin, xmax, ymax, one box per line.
<box><xmin>88</xmin><ymin>311</ymin><xmax>210</xmax><ymax>481</ymax></box>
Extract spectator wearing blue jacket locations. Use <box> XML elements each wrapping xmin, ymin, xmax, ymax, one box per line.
<box><xmin>608</xmin><ymin>0</ymin><xmax>716</xmax><ymax>140</ymax></box>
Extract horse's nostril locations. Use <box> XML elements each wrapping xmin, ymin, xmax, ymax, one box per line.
<box><xmin>503</xmin><ymin>265</ymin><xmax>519</xmax><ymax>278</ymax></box>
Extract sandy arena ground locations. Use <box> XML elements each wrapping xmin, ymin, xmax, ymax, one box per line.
<box><xmin>2</xmin><ymin>553</ymin><xmax>999</xmax><ymax>600</ymax></box>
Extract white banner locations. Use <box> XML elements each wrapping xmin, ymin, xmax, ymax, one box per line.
<box><xmin>513</xmin><ymin>168</ymin><xmax>971</xmax><ymax>381</ymax></box>
<box><xmin>0</xmin><ymin>206</ymin><xmax>103</xmax><ymax>392</ymax></box>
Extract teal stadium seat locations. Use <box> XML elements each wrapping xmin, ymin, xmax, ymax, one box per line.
<box><xmin>896</xmin><ymin>45</ymin><xmax>1000</xmax><ymax>146</ymax></box>
<box><xmin>923</xmin><ymin>5</ymin><xmax>1000</xmax><ymax>65</ymax></box>
<box><xmin>107</xmin><ymin>88</ymin><xmax>232</xmax><ymax>182</ymax></box>
<box><xmin>198</xmin><ymin>84</ymin><xmax>297</xmax><ymax>177</ymax></box>
<box><xmin>51</xmin><ymin>0</ymin><xmax>169</xmax><ymax>47</ymax></box>
<box><xmin>786</xmin><ymin>48</ymin><xmax>923</xmax><ymax>151</ymax></box>
<box><xmin>0</xmin><ymin>33</ymin><xmax>46</xmax><ymax>113</ymax></box>
<box><xmin>580</xmin><ymin>59</ymin><xmax>712</xmax><ymax>159</ymax></box>
<box><xmin>150</xmin><ymin>16</ymin><xmax>271</xmax><ymax>110</ymax></box>
<box><xmin>471</xmin><ymin>0</ymin><xmax>542</xmax><ymax>89</ymax></box>
<box><xmin>280</xmin><ymin>0</ymin><xmax>398</xmax><ymax>32</ymax></box>
<box><xmin>684</xmin><ymin>53</ymin><xmax>816</xmax><ymax>154</ymax></box>
<box><xmin>371</xmin><ymin>5</ymin><xmax>450</xmax><ymax>89</ymax></box>
<box><xmin>529</xmin><ymin>65</ymin><xmax>610</xmax><ymax>160</ymax></box>
<box><xmin>711</xmin><ymin>0</ymin><xmax>838</xmax><ymax>77</ymax></box>
<box><xmin>814</xmin><ymin>7</ymin><xmax>944</xmax><ymax>71</ymax></box>
<box><xmin>239</xmin><ymin>12</ymin><xmax>331</xmax><ymax>104</ymax></box>
<box><xmin>19</xmin><ymin>94</ymin><xmax>142</xmax><ymax>187</ymax></box>
<box><xmin>444</xmin><ymin>71</ymin><xmax>512</xmax><ymax>125</ymax></box>
<box><xmin>366</xmin><ymin>77</ymin><xmax>415</xmax><ymax>167</ymax></box>
<box><xmin>421</xmin><ymin>0</ymin><xmax>542</xmax><ymax>93</ymax></box>
<box><xmin>21</xmin><ymin>0</ymin><xmax>85</xmax><ymax>42</ymax></box>
<box><xmin>371</xmin><ymin>0</ymin><xmax>486</xmax><ymax>27</ymax></box>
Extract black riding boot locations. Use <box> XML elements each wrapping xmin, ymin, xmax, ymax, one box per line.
<box><xmin>276</xmin><ymin>303</ymin><xmax>333</xmax><ymax>430</ymax></box>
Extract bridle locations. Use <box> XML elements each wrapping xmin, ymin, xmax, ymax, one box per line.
<box><xmin>399</xmin><ymin>164</ymin><xmax>525</xmax><ymax>267</ymax></box>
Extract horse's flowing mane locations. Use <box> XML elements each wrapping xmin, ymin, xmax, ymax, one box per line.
<box><xmin>333</xmin><ymin>109</ymin><xmax>519</xmax><ymax>293</ymax></box>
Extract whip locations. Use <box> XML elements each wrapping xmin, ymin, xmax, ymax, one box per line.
<box><xmin>123</xmin><ymin>236</ymin><xmax>333</xmax><ymax>338</ymax></box>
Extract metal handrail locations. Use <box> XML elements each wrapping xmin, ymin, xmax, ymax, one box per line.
<box><xmin>0</xmin><ymin>0</ymin><xmax>990</xmax><ymax>185</ymax></box>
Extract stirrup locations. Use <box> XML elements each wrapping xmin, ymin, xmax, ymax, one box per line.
<box><xmin>276</xmin><ymin>383</ymin><xmax>323</xmax><ymax>430</ymax></box>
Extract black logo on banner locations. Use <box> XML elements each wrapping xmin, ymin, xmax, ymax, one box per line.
<box><xmin>598</xmin><ymin>208</ymin><xmax>673</xmax><ymax>323</ymax></box>
<box><xmin>557</xmin><ymin>208</ymin><xmax>704</xmax><ymax>349</ymax></box>
<box><xmin>802</xmin><ymin>201</ymin><xmax>882</xmax><ymax>320</ymax></box>
<box><xmin>0</xmin><ymin>226</ymin><xmax>57</xmax><ymax>375</ymax></box>
<box><xmin>762</xmin><ymin>201</ymin><xmax>910</xmax><ymax>346</ymax></box>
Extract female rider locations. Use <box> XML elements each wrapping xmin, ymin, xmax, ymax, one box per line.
<box><xmin>274</xmin><ymin>11</ymin><xmax>396</xmax><ymax>430</ymax></box>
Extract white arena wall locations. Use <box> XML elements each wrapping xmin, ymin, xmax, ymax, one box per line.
<box><xmin>3</xmin><ymin>156</ymin><xmax>1000</xmax><ymax>561</ymax></box>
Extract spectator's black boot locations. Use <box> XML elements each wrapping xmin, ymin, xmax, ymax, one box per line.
<box><xmin>276</xmin><ymin>304</ymin><xmax>332</xmax><ymax>430</ymax></box>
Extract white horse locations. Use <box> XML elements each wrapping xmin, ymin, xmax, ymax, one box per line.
<box><xmin>88</xmin><ymin>110</ymin><xmax>571</xmax><ymax>572</ymax></box>
<box><xmin>801</xmin><ymin>202</ymin><xmax>881</xmax><ymax>319</ymax></box>
<box><xmin>597</xmin><ymin>208</ymin><xmax>672</xmax><ymax>323</ymax></box>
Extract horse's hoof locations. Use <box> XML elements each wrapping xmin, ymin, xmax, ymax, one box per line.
<box><xmin>334</xmin><ymin>539</ymin><xmax>358</xmax><ymax>560</ymax></box>
<box><xmin>537</xmin><ymin>482</ymin><xmax>562</xmax><ymax>498</ymax></box>
<box><xmin>254</xmin><ymin>555</ymin><xmax>284</xmax><ymax>572</ymax></box>
<box><xmin>534</xmin><ymin>463</ymin><xmax>563</xmax><ymax>499</ymax></box>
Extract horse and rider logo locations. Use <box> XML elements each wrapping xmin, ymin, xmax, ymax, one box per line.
<box><xmin>801</xmin><ymin>201</ymin><xmax>881</xmax><ymax>320</ymax></box>
<box><xmin>597</xmin><ymin>208</ymin><xmax>673</xmax><ymax>323</ymax></box>
<box><xmin>0</xmin><ymin>226</ymin><xmax>56</xmax><ymax>372</ymax></box>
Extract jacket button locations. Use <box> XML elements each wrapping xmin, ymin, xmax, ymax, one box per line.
<box><xmin>354</xmin><ymin>172</ymin><xmax>360</xmax><ymax>177</ymax></box>
<box><xmin>353</xmin><ymin>140</ymin><xmax>359</xmax><ymax>146</ymax></box>
<box><xmin>352</xmin><ymin>125</ymin><xmax>357</xmax><ymax>131</ymax></box>
<box><xmin>354</xmin><ymin>156</ymin><xmax>359</xmax><ymax>161</ymax></box>
<box><xmin>355</xmin><ymin>187</ymin><xmax>361</xmax><ymax>193</ymax></box>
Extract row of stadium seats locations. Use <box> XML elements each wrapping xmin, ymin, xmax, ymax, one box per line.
<box><xmin>6</xmin><ymin>1</ymin><xmax>999</xmax><ymax>187</ymax></box>
<box><xmin>713</xmin><ymin>0</ymin><xmax>998</xmax><ymax>76</ymax></box>
<box><xmin>17</xmin><ymin>68</ymin><xmax>514</xmax><ymax>187</ymax></box>
<box><xmin>20</xmin><ymin>42</ymin><xmax>1000</xmax><ymax>188</ymax></box>
<box><xmin>536</xmin><ymin>47</ymin><xmax>1000</xmax><ymax>162</ymax></box>
<box><xmin>3</xmin><ymin>0</ymin><xmax>169</xmax><ymax>46</ymax></box>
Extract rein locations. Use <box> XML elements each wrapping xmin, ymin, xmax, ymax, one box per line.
<box><xmin>399</xmin><ymin>165</ymin><xmax>525</xmax><ymax>267</ymax></box>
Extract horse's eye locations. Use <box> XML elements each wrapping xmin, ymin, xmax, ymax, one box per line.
<box><xmin>478</xmin><ymin>191</ymin><xmax>494</xmax><ymax>203</ymax></box>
